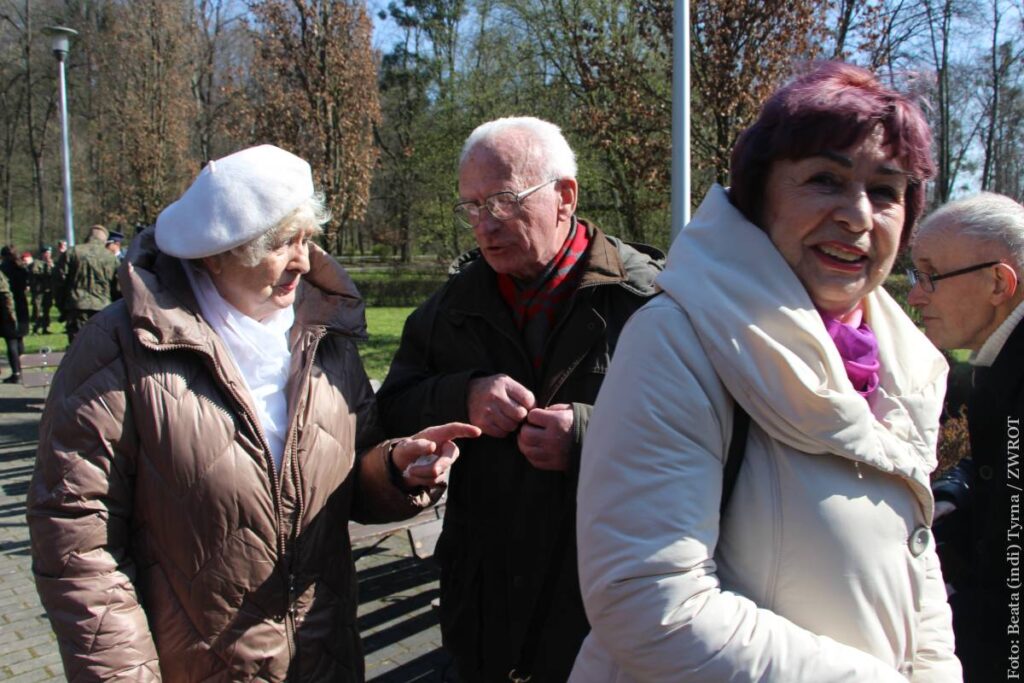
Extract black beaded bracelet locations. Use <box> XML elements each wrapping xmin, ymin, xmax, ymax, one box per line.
<box><xmin>385</xmin><ymin>440</ymin><xmax>406</xmax><ymax>490</ymax></box>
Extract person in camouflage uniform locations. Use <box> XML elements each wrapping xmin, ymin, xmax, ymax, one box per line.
<box><xmin>54</xmin><ymin>225</ymin><xmax>119</xmax><ymax>345</ymax></box>
<box><xmin>0</xmin><ymin>246</ymin><xmax>27</xmax><ymax>383</ymax></box>
<box><xmin>0</xmin><ymin>267</ymin><xmax>18</xmax><ymax>382</ymax></box>
<box><xmin>29</xmin><ymin>246</ymin><xmax>55</xmax><ymax>334</ymax></box>
<box><xmin>23</xmin><ymin>252</ymin><xmax>37</xmax><ymax>329</ymax></box>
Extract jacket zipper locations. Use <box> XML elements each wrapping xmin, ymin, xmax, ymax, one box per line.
<box><xmin>454</xmin><ymin>307</ymin><xmax>534</xmax><ymax>380</ymax></box>
<box><xmin>139</xmin><ymin>340</ymin><xmax>289</xmax><ymax>628</ymax></box>
<box><xmin>456</xmin><ymin>277</ymin><xmax>610</xmax><ymax>407</ymax></box>
<box><xmin>282</xmin><ymin>327</ymin><xmax>328</xmax><ymax>663</ymax></box>
<box><xmin>538</xmin><ymin>280</ymin><xmax>607</xmax><ymax>405</ymax></box>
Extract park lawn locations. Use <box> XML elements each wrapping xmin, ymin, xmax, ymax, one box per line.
<box><xmin>21</xmin><ymin>305</ymin><xmax>412</xmax><ymax>383</ymax></box>
<box><xmin>16</xmin><ymin>297</ymin><xmax>970</xmax><ymax>389</ymax></box>
<box><xmin>23</xmin><ymin>309</ymin><xmax>66</xmax><ymax>355</ymax></box>
<box><xmin>361</xmin><ymin>306</ymin><xmax>413</xmax><ymax>382</ymax></box>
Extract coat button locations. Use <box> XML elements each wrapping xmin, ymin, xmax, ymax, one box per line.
<box><xmin>979</xmin><ymin>465</ymin><xmax>994</xmax><ymax>480</ymax></box>
<box><xmin>908</xmin><ymin>526</ymin><xmax>931</xmax><ymax>557</ymax></box>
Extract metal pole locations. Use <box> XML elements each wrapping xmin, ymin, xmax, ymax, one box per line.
<box><xmin>670</xmin><ymin>0</ymin><xmax>691</xmax><ymax>243</ymax></box>
<box><xmin>55</xmin><ymin>51</ymin><xmax>75</xmax><ymax>248</ymax></box>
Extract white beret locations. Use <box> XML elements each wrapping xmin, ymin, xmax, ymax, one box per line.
<box><xmin>155</xmin><ymin>144</ymin><xmax>315</xmax><ymax>259</ymax></box>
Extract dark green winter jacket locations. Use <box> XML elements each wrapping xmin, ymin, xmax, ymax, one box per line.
<box><xmin>377</xmin><ymin>220</ymin><xmax>663</xmax><ymax>682</ymax></box>
<box><xmin>54</xmin><ymin>236</ymin><xmax>119</xmax><ymax>314</ymax></box>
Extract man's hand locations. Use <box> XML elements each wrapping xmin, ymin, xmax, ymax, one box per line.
<box><xmin>392</xmin><ymin>422</ymin><xmax>482</xmax><ymax>489</ymax></box>
<box><xmin>467</xmin><ymin>374</ymin><xmax>536</xmax><ymax>437</ymax></box>
<box><xmin>517</xmin><ymin>403</ymin><xmax>574</xmax><ymax>471</ymax></box>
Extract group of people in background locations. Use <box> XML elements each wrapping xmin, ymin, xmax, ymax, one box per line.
<box><xmin>19</xmin><ymin>59</ymin><xmax>1022</xmax><ymax>682</ymax></box>
<box><xmin>0</xmin><ymin>227</ymin><xmax>123</xmax><ymax>382</ymax></box>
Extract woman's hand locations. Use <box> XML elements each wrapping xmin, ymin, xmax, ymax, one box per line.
<box><xmin>390</xmin><ymin>422</ymin><xmax>481</xmax><ymax>489</ymax></box>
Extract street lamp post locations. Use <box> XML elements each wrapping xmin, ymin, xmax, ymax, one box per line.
<box><xmin>671</xmin><ymin>1</ymin><xmax>691</xmax><ymax>243</ymax></box>
<box><xmin>42</xmin><ymin>26</ymin><xmax>78</xmax><ymax>249</ymax></box>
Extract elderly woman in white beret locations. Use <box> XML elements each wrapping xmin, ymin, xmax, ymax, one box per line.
<box><xmin>27</xmin><ymin>144</ymin><xmax>479</xmax><ymax>682</ymax></box>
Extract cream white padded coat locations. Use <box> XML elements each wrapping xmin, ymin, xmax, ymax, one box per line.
<box><xmin>570</xmin><ymin>186</ymin><xmax>961</xmax><ymax>682</ymax></box>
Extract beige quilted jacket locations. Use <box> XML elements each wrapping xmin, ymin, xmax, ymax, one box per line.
<box><xmin>28</xmin><ymin>231</ymin><xmax>430</xmax><ymax>682</ymax></box>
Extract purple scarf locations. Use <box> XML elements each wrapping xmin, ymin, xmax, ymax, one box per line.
<box><xmin>820</xmin><ymin>311</ymin><xmax>880</xmax><ymax>399</ymax></box>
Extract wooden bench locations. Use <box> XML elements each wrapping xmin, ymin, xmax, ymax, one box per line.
<box><xmin>407</xmin><ymin>515</ymin><xmax>444</xmax><ymax>560</ymax></box>
<box><xmin>21</xmin><ymin>348</ymin><xmax>65</xmax><ymax>390</ymax></box>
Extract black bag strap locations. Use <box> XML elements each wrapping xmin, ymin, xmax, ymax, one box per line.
<box><xmin>721</xmin><ymin>400</ymin><xmax>750</xmax><ymax>515</ymax></box>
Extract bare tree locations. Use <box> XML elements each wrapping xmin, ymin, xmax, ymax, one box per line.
<box><xmin>691</xmin><ymin>0</ymin><xmax>826</xmax><ymax>184</ymax></box>
<box><xmin>919</xmin><ymin>0</ymin><xmax>986</xmax><ymax>202</ymax></box>
<box><xmin>191</xmin><ymin>0</ymin><xmax>249</xmax><ymax>163</ymax></box>
<box><xmin>247</xmin><ymin>0</ymin><xmax>382</xmax><ymax>255</ymax></box>
<box><xmin>89</xmin><ymin>0</ymin><xmax>197</xmax><ymax>226</ymax></box>
<box><xmin>499</xmin><ymin>0</ymin><xmax>674</xmax><ymax>242</ymax></box>
<box><xmin>9</xmin><ymin>1</ymin><xmax>58</xmax><ymax>246</ymax></box>
<box><xmin>0</xmin><ymin>7</ymin><xmax>27</xmax><ymax>242</ymax></box>
<box><xmin>980</xmin><ymin>0</ymin><xmax>1024</xmax><ymax>190</ymax></box>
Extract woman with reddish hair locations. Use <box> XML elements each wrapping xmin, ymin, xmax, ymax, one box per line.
<box><xmin>571</xmin><ymin>63</ymin><xmax>961</xmax><ymax>681</ymax></box>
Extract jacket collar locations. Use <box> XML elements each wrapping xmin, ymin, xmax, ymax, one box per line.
<box><xmin>659</xmin><ymin>185</ymin><xmax>948</xmax><ymax>507</ymax></box>
<box><xmin>122</xmin><ymin>228</ymin><xmax>367</xmax><ymax>352</ymax></box>
<box><xmin>446</xmin><ymin>219</ymin><xmax>630</xmax><ymax>317</ymax></box>
<box><xmin>971</xmin><ymin>298</ymin><xmax>1024</xmax><ymax>367</ymax></box>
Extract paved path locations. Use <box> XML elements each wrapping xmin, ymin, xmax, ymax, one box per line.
<box><xmin>0</xmin><ymin>380</ymin><xmax>452</xmax><ymax>681</ymax></box>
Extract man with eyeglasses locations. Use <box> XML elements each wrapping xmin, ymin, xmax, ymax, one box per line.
<box><xmin>377</xmin><ymin>116</ymin><xmax>663</xmax><ymax>682</ymax></box>
<box><xmin>909</xmin><ymin>191</ymin><xmax>1024</xmax><ymax>682</ymax></box>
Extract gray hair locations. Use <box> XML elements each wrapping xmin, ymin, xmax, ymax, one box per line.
<box><xmin>230</xmin><ymin>192</ymin><xmax>330</xmax><ymax>267</ymax></box>
<box><xmin>459</xmin><ymin>116</ymin><xmax>577</xmax><ymax>182</ymax></box>
<box><xmin>917</xmin><ymin>192</ymin><xmax>1024</xmax><ymax>269</ymax></box>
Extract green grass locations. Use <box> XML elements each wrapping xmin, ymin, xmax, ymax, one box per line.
<box><xmin>17</xmin><ymin>305</ymin><xmax>412</xmax><ymax>383</ymax></box>
<box><xmin>361</xmin><ymin>307</ymin><xmax>413</xmax><ymax>381</ymax></box>
<box><xmin>22</xmin><ymin>308</ymin><xmax>67</xmax><ymax>354</ymax></box>
<box><xmin>948</xmin><ymin>349</ymin><xmax>971</xmax><ymax>363</ymax></box>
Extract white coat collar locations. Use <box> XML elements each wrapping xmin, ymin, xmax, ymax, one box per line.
<box><xmin>971</xmin><ymin>298</ymin><xmax>1024</xmax><ymax>367</ymax></box>
<box><xmin>657</xmin><ymin>185</ymin><xmax>947</xmax><ymax>504</ymax></box>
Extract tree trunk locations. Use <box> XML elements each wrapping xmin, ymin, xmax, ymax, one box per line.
<box><xmin>981</xmin><ymin>0</ymin><xmax>1000</xmax><ymax>191</ymax></box>
<box><xmin>23</xmin><ymin>3</ymin><xmax>48</xmax><ymax>245</ymax></box>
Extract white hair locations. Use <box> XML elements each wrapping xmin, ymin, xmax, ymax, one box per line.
<box><xmin>459</xmin><ymin>116</ymin><xmax>577</xmax><ymax>181</ymax></box>
<box><xmin>230</xmin><ymin>192</ymin><xmax>330</xmax><ymax>267</ymax></box>
<box><xmin>917</xmin><ymin>192</ymin><xmax>1024</xmax><ymax>269</ymax></box>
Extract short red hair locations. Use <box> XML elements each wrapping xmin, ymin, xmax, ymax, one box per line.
<box><xmin>729</xmin><ymin>61</ymin><xmax>935</xmax><ymax>247</ymax></box>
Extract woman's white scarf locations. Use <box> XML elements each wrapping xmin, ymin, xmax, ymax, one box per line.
<box><xmin>184</xmin><ymin>261</ymin><xmax>294</xmax><ymax>471</ymax></box>
<box><xmin>657</xmin><ymin>185</ymin><xmax>948</xmax><ymax>510</ymax></box>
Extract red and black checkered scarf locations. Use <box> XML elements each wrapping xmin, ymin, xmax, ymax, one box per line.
<box><xmin>497</xmin><ymin>220</ymin><xmax>590</xmax><ymax>370</ymax></box>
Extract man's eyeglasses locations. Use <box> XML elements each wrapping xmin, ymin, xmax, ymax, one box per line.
<box><xmin>906</xmin><ymin>261</ymin><xmax>1000</xmax><ymax>293</ymax></box>
<box><xmin>453</xmin><ymin>179</ymin><xmax>557</xmax><ymax>228</ymax></box>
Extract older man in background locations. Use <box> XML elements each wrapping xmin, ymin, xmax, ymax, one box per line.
<box><xmin>54</xmin><ymin>225</ymin><xmax>119</xmax><ymax>345</ymax></box>
<box><xmin>909</xmin><ymin>191</ymin><xmax>1024</xmax><ymax>682</ymax></box>
<box><xmin>377</xmin><ymin>117</ymin><xmax>663</xmax><ymax>682</ymax></box>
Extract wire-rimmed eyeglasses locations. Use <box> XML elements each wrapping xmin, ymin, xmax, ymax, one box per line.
<box><xmin>453</xmin><ymin>179</ymin><xmax>557</xmax><ymax>228</ymax></box>
<box><xmin>906</xmin><ymin>261</ymin><xmax>1000</xmax><ymax>293</ymax></box>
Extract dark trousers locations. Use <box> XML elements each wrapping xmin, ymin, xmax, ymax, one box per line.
<box><xmin>36</xmin><ymin>292</ymin><xmax>52</xmax><ymax>333</ymax></box>
<box><xmin>3</xmin><ymin>335</ymin><xmax>23</xmax><ymax>376</ymax></box>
